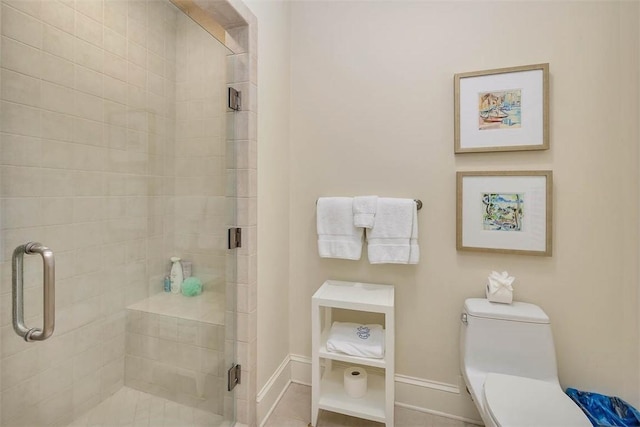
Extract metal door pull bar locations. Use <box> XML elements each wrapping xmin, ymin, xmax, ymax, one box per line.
<box><xmin>12</xmin><ymin>242</ymin><xmax>55</xmax><ymax>342</ymax></box>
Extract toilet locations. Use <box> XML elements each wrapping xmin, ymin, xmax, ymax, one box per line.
<box><xmin>459</xmin><ymin>298</ymin><xmax>591</xmax><ymax>427</ymax></box>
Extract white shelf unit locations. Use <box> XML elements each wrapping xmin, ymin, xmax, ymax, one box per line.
<box><xmin>311</xmin><ymin>280</ymin><xmax>395</xmax><ymax>427</ymax></box>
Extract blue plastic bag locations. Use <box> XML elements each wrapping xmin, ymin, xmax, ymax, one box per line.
<box><xmin>566</xmin><ymin>388</ymin><xmax>640</xmax><ymax>427</ymax></box>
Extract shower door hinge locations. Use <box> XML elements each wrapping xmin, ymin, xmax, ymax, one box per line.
<box><xmin>228</xmin><ymin>363</ymin><xmax>241</xmax><ymax>391</ymax></box>
<box><xmin>228</xmin><ymin>227</ymin><xmax>242</xmax><ymax>249</ymax></box>
<box><xmin>228</xmin><ymin>87</ymin><xmax>241</xmax><ymax>111</ymax></box>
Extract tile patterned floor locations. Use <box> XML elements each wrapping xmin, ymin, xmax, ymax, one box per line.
<box><xmin>264</xmin><ymin>383</ymin><xmax>480</xmax><ymax>427</ymax></box>
<box><xmin>66</xmin><ymin>387</ymin><xmax>229</xmax><ymax>427</ymax></box>
<box><xmin>67</xmin><ymin>383</ymin><xmax>478</xmax><ymax>426</ymax></box>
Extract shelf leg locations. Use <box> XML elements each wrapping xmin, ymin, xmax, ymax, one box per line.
<box><xmin>386</xmin><ymin>309</ymin><xmax>395</xmax><ymax>427</ymax></box>
<box><xmin>311</xmin><ymin>301</ymin><xmax>320</xmax><ymax>427</ymax></box>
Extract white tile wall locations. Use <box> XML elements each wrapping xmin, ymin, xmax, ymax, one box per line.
<box><xmin>1</xmin><ymin>0</ymin><xmax>248</xmax><ymax>424</ymax></box>
<box><xmin>171</xmin><ymin>12</ymin><xmax>228</xmax><ymax>294</ymax></box>
<box><xmin>125</xmin><ymin>309</ymin><xmax>225</xmax><ymax>413</ymax></box>
<box><xmin>0</xmin><ymin>0</ymin><xmax>178</xmax><ymax>424</ymax></box>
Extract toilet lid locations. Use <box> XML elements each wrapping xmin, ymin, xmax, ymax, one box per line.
<box><xmin>484</xmin><ymin>373</ymin><xmax>590</xmax><ymax>427</ymax></box>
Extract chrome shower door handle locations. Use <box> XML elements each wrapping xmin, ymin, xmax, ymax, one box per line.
<box><xmin>12</xmin><ymin>242</ymin><xmax>55</xmax><ymax>342</ymax></box>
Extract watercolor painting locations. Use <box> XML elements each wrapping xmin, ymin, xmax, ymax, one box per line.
<box><xmin>478</xmin><ymin>89</ymin><xmax>522</xmax><ymax>130</ymax></box>
<box><xmin>482</xmin><ymin>193</ymin><xmax>524</xmax><ymax>231</ymax></box>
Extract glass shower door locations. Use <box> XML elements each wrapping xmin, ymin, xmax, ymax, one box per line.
<box><xmin>0</xmin><ymin>0</ymin><xmax>237</xmax><ymax>425</ymax></box>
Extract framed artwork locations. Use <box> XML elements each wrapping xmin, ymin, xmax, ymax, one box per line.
<box><xmin>456</xmin><ymin>171</ymin><xmax>553</xmax><ymax>256</ymax></box>
<box><xmin>454</xmin><ymin>63</ymin><xmax>549</xmax><ymax>153</ymax></box>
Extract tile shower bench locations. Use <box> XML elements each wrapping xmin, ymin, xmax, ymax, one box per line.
<box><xmin>125</xmin><ymin>291</ymin><xmax>229</xmax><ymax>415</ymax></box>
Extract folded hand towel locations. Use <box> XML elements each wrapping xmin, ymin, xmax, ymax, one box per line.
<box><xmin>326</xmin><ymin>321</ymin><xmax>385</xmax><ymax>359</ymax></box>
<box><xmin>367</xmin><ymin>198</ymin><xmax>419</xmax><ymax>264</ymax></box>
<box><xmin>317</xmin><ymin>197</ymin><xmax>363</xmax><ymax>260</ymax></box>
<box><xmin>353</xmin><ymin>196</ymin><xmax>378</xmax><ymax>229</ymax></box>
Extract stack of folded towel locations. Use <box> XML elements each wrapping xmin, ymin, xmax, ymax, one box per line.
<box><xmin>316</xmin><ymin>196</ymin><xmax>419</xmax><ymax>264</ymax></box>
<box><xmin>326</xmin><ymin>321</ymin><xmax>385</xmax><ymax>359</ymax></box>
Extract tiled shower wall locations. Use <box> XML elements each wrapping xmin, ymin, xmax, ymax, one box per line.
<box><xmin>165</xmin><ymin>2</ymin><xmax>259</xmax><ymax>422</ymax></box>
<box><xmin>125</xmin><ymin>310</ymin><xmax>226</xmax><ymax>413</ymax></box>
<box><xmin>123</xmin><ymin>10</ymin><xmax>229</xmax><ymax>412</ymax></box>
<box><xmin>171</xmin><ymin>12</ymin><xmax>228</xmax><ymax>292</ymax></box>
<box><xmin>0</xmin><ymin>0</ymin><xmax>178</xmax><ymax>424</ymax></box>
<box><xmin>0</xmin><ymin>0</ymin><xmax>255</xmax><ymax>424</ymax></box>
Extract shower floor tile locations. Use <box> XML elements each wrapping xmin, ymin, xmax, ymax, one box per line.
<box><xmin>66</xmin><ymin>387</ymin><xmax>229</xmax><ymax>427</ymax></box>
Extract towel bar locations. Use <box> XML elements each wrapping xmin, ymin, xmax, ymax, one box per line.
<box><xmin>316</xmin><ymin>198</ymin><xmax>422</xmax><ymax>210</ymax></box>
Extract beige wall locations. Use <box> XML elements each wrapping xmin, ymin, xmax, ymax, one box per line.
<box><xmin>288</xmin><ymin>0</ymin><xmax>640</xmax><ymax>414</ymax></box>
<box><xmin>244</xmin><ymin>0</ymin><xmax>292</xmax><ymax>399</ymax></box>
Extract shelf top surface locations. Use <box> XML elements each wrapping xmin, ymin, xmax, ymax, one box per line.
<box><xmin>313</xmin><ymin>280</ymin><xmax>394</xmax><ymax>308</ymax></box>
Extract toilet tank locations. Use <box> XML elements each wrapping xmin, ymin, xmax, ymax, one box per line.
<box><xmin>460</xmin><ymin>298</ymin><xmax>558</xmax><ymax>383</ymax></box>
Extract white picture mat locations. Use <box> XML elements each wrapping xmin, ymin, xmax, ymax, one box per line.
<box><xmin>459</xmin><ymin>69</ymin><xmax>544</xmax><ymax>149</ymax></box>
<box><xmin>461</xmin><ymin>175</ymin><xmax>547</xmax><ymax>252</ymax></box>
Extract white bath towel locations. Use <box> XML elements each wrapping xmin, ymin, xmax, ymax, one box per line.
<box><xmin>317</xmin><ymin>197</ymin><xmax>363</xmax><ymax>260</ymax></box>
<box><xmin>409</xmin><ymin>204</ymin><xmax>419</xmax><ymax>264</ymax></box>
<box><xmin>326</xmin><ymin>322</ymin><xmax>385</xmax><ymax>359</ymax></box>
<box><xmin>353</xmin><ymin>195</ymin><xmax>378</xmax><ymax>229</ymax></box>
<box><xmin>367</xmin><ymin>198</ymin><xmax>420</xmax><ymax>264</ymax></box>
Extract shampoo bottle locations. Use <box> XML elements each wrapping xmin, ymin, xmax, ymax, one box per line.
<box><xmin>170</xmin><ymin>257</ymin><xmax>183</xmax><ymax>294</ymax></box>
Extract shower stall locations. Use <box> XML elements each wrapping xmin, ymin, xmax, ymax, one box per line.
<box><xmin>0</xmin><ymin>0</ymin><xmax>255</xmax><ymax>425</ymax></box>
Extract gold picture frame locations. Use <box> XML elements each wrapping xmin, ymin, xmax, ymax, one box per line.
<box><xmin>456</xmin><ymin>171</ymin><xmax>553</xmax><ymax>256</ymax></box>
<box><xmin>454</xmin><ymin>63</ymin><xmax>549</xmax><ymax>153</ymax></box>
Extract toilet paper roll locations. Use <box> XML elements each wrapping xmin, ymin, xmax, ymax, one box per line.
<box><xmin>343</xmin><ymin>367</ymin><xmax>367</xmax><ymax>398</ymax></box>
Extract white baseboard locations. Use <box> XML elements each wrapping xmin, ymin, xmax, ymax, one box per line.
<box><xmin>287</xmin><ymin>353</ymin><xmax>482</xmax><ymax>424</ymax></box>
<box><xmin>395</xmin><ymin>401</ymin><xmax>482</xmax><ymax>426</ymax></box>
<box><xmin>257</xmin><ymin>355</ymin><xmax>292</xmax><ymax>427</ymax></box>
<box><xmin>395</xmin><ymin>378</ymin><xmax>482</xmax><ymax>425</ymax></box>
<box><xmin>289</xmin><ymin>354</ymin><xmax>312</xmax><ymax>386</ymax></box>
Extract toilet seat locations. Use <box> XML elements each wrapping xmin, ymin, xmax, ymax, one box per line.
<box><xmin>483</xmin><ymin>373</ymin><xmax>591</xmax><ymax>427</ymax></box>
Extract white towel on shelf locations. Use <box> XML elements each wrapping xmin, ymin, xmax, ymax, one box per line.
<box><xmin>353</xmin><ymin>195</ymin><xmax>378</xmax><ymax>229</ymax></box>
<box><xmin>317</xmin><ymin>197</ymin><xmax>363</xmax><ymax>260</ymax></box>
<box><xmin>367</xmin><ymin>197</ymin><xmax>420</xmax><ymax>264</ymax></box>
<box><xmin>326</xmin><ymin>322</ymin><xmax>385</xmax><ymax>359</ymax></box>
